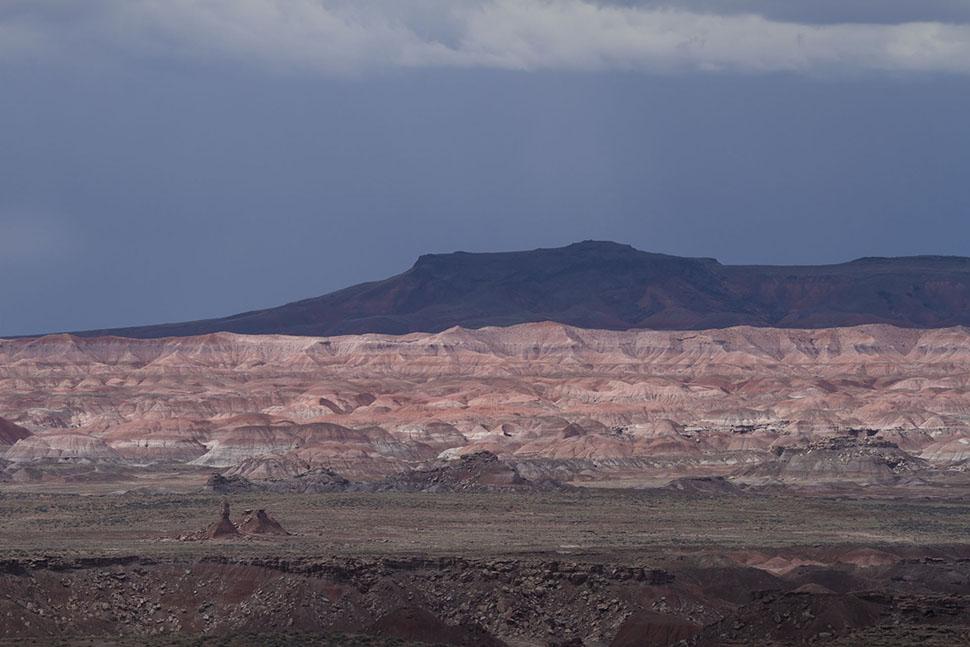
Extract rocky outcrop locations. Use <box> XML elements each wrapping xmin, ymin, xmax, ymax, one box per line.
<box><xmin>0</xmin><ymin>417</ymin><xmax>31</xmax><ymax>446</ymax></box>
<box><xmin>198</xmin><ymin>474</ymin><xmax>261</xmax><ymax>494</ymax></box>
<box><xmin>235</xmin><ymin>509</ymin><xmax>288</xmax><ymax>536</ymax></box>
<box><xmin>201</xmin><ymin>453</ymin><xmax>558</xmax><ymax>494</ymax></box>
<box><xmin>739</xmin><ymin>438</ymin><xmax>927</xmax><ymax>482</ymax></box>
<box><xmin>199</xmin><ymin>469</ymin><xmax>351</xmax><ymax>494</ymax></box>
<box><xmin>364</xmin><ymin>451</ymin><xmax>567</xmax><ymax>493</ymax></box>
<box><xmin>3</xmin><ymin>551</ymin><xmax>970</xmax><ymax>646</ymax></box>
<box><xmin>206</xmin><ymin>501</ymin><xmax>239</xmax><ymax>539</ymax></box>
<box><xmin>201</xmin><ymin>501</ymin><xmax>289</xmax><ymax>539</ymax></box>
<box><xmin>661</xmin><ymin>476</ymin><xmax>747</xmax><ymax>496</ymax></box>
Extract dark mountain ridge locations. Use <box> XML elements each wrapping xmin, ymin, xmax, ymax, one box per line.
<box><xmin>56</xmin><ymin>241</ymin><xmax>970</xmax><ymax>338</ymax></box>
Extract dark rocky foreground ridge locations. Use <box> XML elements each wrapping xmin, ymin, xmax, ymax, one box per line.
<box><xmin>4</xmin><ymin>550</ymin><xmax>970</xmax><ymax>646</ymax></box>
<box><xmin>64</xmin><ymin>241</ymin><xmax>970</xmax><ymax>338</ymax></box>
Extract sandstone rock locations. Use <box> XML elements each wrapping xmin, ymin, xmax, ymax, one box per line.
<box><xmin>235</xmin><ymin>509</ymin><xmax>288</xmax><ymax>536</ymax></box>
<box><xmin>198</xmin><ymin>473</ymin><xmax>259</xmax><ymax>494</ymax></box>
<box><xmin>740</xmin><ymin>438</ymin><xmax>927</xmax><ymax>482</ymax></box>
<box><xmin>0</xmin><ymin>417</ymin><xmax>31</xmax><ymax>446</ymax></box>
<box><xmin>4</xmin><ymin>323</ymin><xmax>970</xmax><ymax>482</ymax></box>
<box><xmin>4</xmin><ymin>434</ymin><xmax>124</xmax><ymax>464</ymax></box>
<box><xmin>362</xmin><ymin>451</ymin><xmax>566</xmax><ymax>493</ymax></box>
<box><xmin>206</xmin><ymin>501</ymin><xmax>239</xmax><ymax>539</ymax></box>
<box><xmin>661</xmin><ymin>476</ymin><xmax>747</xmax><ymax>495</ymax></box>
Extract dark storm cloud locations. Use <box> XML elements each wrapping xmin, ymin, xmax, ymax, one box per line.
<box><xmin>2</xmin><ymin>1</ymin><xmax>970</xmax><ymax>75</ymax></box>
<box><xmin>0</xmin><ymin>2</ymin><xmax>969</xmax><ymax>336</ymax></box>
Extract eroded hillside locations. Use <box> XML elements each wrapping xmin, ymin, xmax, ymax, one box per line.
<box><xmin>3</xmin><ymin>323</ymin><xmax>970</xmax><ymax>484</ymax></box>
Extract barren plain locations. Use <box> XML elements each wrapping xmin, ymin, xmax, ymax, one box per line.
<box><xmin>2</xmin><ymin>490</ymin><xmax>970</xmax><ymax>646</ymax></box>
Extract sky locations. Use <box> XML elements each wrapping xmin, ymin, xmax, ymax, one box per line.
<box><xmin>1</xmin><ymin>0</ymin><xmax>969</xmax><ymax>336</ymax></box>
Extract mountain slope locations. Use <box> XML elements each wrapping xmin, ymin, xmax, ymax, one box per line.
<box><xmin>66</xmin><ymin>241</ymin><xmax>970</xmax><ymax>338</ymax></box>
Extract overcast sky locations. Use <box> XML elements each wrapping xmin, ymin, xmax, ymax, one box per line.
<box><xmin>2</xmin><ymin>0</ymin><xmax>969</xmax><ymax>336</ymax></box>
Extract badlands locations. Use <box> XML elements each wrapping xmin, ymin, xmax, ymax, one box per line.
<box><xmin>2</xmin><ymin>322</ymin><xmax>970</xmax><ymax>484</ymax></box>
<box><xmin>5</xmin><ymin>321</ymin><xmax>970</xmax><ymax>645</ymax></box>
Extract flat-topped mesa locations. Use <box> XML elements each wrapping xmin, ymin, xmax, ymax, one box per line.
<box><xmin>52</xmin><ymin>241</ymin><xmax>970</xmax><ymax>339</ymax></box>
<box><xmin>746</xmin><ymin>438</ymin><xmax>926</xmax><ymax>482</ymax></box>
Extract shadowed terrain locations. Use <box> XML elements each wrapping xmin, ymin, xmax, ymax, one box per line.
<box><xmin>61</xmin><ymin>241</ymin><xmax>970</xmax><ymax>338</ymax></box>
<box><xmin>2</xmin><ymin>490</ymin><xmax>970</xmax><ymax>646</ymax></box>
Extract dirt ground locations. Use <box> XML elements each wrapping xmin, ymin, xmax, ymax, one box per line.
<box><xmin>2</xmin><ymin>489</ymin><xmax>969</xmax><ymax>561</ymax></box>
<box><xmin>2</xmin><ymin>488</ymin><xmax>970</xmax><ymax>646</ymax></box>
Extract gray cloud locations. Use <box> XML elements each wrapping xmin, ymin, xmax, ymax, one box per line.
<box><xmin>2</xmin><ymin>0</ymin><xmax>970</xmax><ymax>75</ymax></box>
<box><xmin>604</xmin><ymin>1</ymin><xmax>970</xmax><ymax>26</ymax></box>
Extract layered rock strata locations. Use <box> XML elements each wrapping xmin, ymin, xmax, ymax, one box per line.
<box><xmin>3</xmin><ymin>323</ymin><xmax>970</xmax><ymax>481</ymax></box>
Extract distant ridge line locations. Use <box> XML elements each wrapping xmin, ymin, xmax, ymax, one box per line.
<box><xmin>41</xmin><ymin>241</ymin><xmax>970</xmax><ymax>339</ymax></box>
